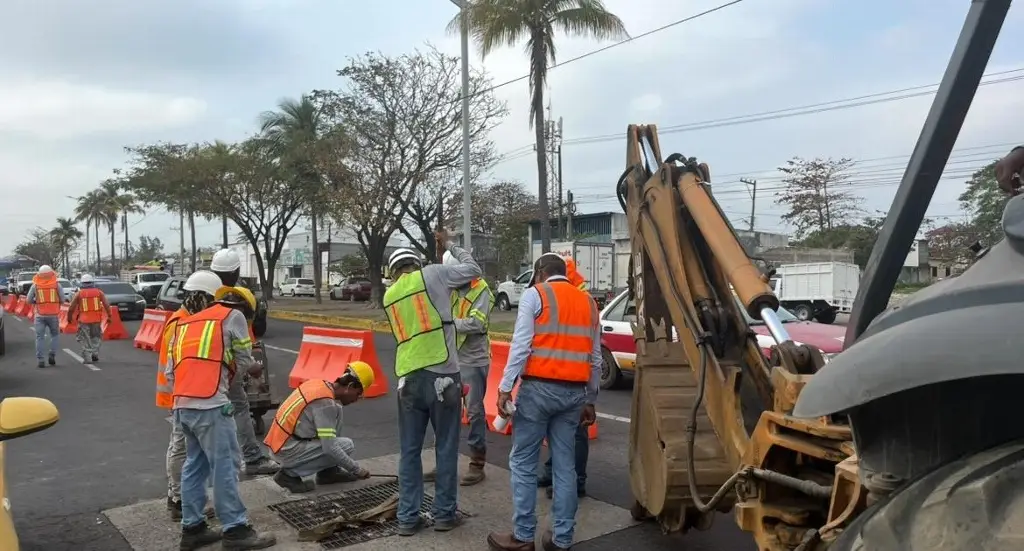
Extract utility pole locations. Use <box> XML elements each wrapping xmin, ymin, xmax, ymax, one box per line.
<box><xmin>740</xmin><ymin>178</ymin><xmax>757</xmax><ymax>231</ymax></box>
<box><xmin>566</xmin><ymin>190</ymin><xmax>574</xmax><ymax>239</ymax></box>
<box><xmin>450</xmin><ymin>0</ymin><xmax>472</xmax><ymax>252</ymax></box>
<box><xmin>544</xmin><ymin>109</ymin><xmax>563</xmax><ymax>239</ymax></box>
<box><xmin>178</xmin><ymin>210</ymin><xmax>185</xmax><ymax>275</ymax></box>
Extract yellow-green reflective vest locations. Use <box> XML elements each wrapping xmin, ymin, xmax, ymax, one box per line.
<box><xmin>451</xmin><ymin>278</ymin><xmax>495</xmax><ymax>349</ymax></box>
<box><xmin>383</xmin><ymin>271</ymin><xmax>449</xmax><ymax>377</ymax></box>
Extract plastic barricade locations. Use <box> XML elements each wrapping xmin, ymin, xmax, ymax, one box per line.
<box><xmin>287</xmin><ymin>326</ymin><xmax>389</xmax><ymax>398</ymax></box>
<box><xmin>134</xmin><ymin>309</ymin><xmax>170</xmax><ymax>351</ymax></box>
<box><xmin>15</xmin><ymin>296</ymin><xmax>30</xmax><ymax>318</ymax></box>
<box><xmin>3</xmin><ymin>294</ymin><xmax>15</xmax><ymax>312</ymax></box>
<box><xmin>58</xmin><ymin>304</ymin><xmax>78</xmax><ymax>334</ymax></box>
<box><xmin>102</xmin><ymin>307</ymin><xmax>130</xmax><ymax>340</ymax></box>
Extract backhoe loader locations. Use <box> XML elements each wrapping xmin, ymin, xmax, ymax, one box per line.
<box><xmin>620</xmin><ymin>1</ymin><xmax>1021</xmax><ymax>549</ymax></box>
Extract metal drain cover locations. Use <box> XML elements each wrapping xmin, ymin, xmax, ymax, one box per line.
<box><xmin>269</xmin><ymin>479</ymin><xmax>468</xmax><ymax>549</ymax></box>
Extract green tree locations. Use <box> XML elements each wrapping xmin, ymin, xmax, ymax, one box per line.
<box><xmin>777</xmin><ymin>157</ymin><xmax>862</xmax><ymax>238</ymax></box>
<box><xmin>49</xmin><ymin>217</ymin><xmax>83</xmax><ymax>276</ymax></box>
<box><xmin>957</xmin><ymin>160</ymin><xmax>1006</xmax><ymax>248</ymax></box>
<box><xmin>73</xmin><ymin>189</ymin><xmax>109</xmax><ymax>274</ymax></box>
<box><xmin>130</xmin><ymin>235</ymin><xmax>165</xmax><ymax>264</ymax></box>
<box><xmin>451</xmin><ymin>0</ymin><xmax>627</xmax><ymax>253</ymax></box>
<box><xmin>14</xmin><ymin>229</ymin><xmax>60</xmax><ymax>268</ymax></box>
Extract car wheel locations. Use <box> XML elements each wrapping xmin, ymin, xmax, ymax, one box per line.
<box><xmin>794</xmin><ymin>303</ymin><xmax>813</xmax><ymax>321</ymax></box>
<box><xmin>600</xmin><ymin>348</ymin><xmax>623</xmax><ymax>390</ymax></box>
<box><xmin>290</xmin><ymin>290</ymin><xmax>296</xmax><ymax>297</ymax></box>
<box><xmin>496</xmin><ymin>293</ymin><xmax>511</xmax><ymax>311</ymax></box>
<box><xmin>329</xmin><ymin>289</ymin><xmax>337</xmax><ymax>300</ymax></box>
<box><xmin>814</xmin><ymin>308</ymin><xmax>838</xmax><ymax>324</ymax></box>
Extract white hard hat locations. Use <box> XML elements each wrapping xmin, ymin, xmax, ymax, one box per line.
<box><xmin>442</xmin><ymin>250</ymin><xmax>458</xmax><ymax>266</ymax></box>
<box><xmin>38</xmin><ymin>265</ymin><xmax>54</xmax><ymax>274</ymax></box>
<box><xmin>388</xmin><ymin>248</ymin><xmax>422</xmax><ymax>272</ymax></box>
<box><xmin>183</xmin><ymin>270</ymin><xmax>222</xmax><ymax>296</ymax></box>
<box><xmin>210</xmin><ymin>249</ymin><xmax>241</xmax><ymax>272</ymax></box>
<box><xmin>80</xmin><ymin>273</ymin><xmax>95</xmax><ymax>284</ymax></box>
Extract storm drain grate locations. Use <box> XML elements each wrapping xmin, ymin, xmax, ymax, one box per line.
<box><xmin>269</xmin><ymin>479</ymin><xmax>469</xmax><ymax>549</ymax></box>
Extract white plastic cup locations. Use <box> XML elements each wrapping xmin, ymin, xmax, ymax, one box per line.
<box><xmin>492</xmin><ymin>402</ymin><xmax>516</xmax><ymax>432</ymax></box>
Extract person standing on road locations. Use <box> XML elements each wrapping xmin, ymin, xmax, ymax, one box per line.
<box><xmin>65</xmin><ymin>273</ymin><xmax>109</xmax><ymax>366</ymax></box>
<box><xmin>159</xmin><ymin>271</ymin><xmax>221</xmax><ymax>522</ymax></box>
<box><xmin>383</xmin><ymin>232</ymin><xmax>482</xmax><ymax>536</ymax></box>
<box><xmin>165</xmin><ymin>270</ymin><xmax>277</xmax><ymax>550</ymax></box>
<box><xmin>266</xmin><ymin>362</ymin><xmax>376</xmax><ymax>493</ymax></box>
<box><xmin>487</xmin><ymin>253</ymin><xmax>601</xmax><ymax>551</ymax></box>
<box><xmin>422</xmin><ymin>250</ymin><xmax>495</xmax><ymax>487</ymax></box>
<box><xmin>26</xmin><ymin>265</ymin><xmax>62</xmax><ymax>368</ymax></box>
<box><xmin>210</xmin><ymin>248</ymin><xmax>281</xmax><ymax>477</ymax></box>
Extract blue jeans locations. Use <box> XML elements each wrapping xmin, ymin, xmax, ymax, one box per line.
<box><xmin>174</xmin><ymin>407</ymin><xmax>249</xmax><ymax>530</ymax></box>
<box><xmin>509</xmin><ymin>379</ymin><xmax>587</xmax><ymax>549</ymax></box>
<box><xmin>462</xmin><ymin>364</ymin><xmax>487</xmax><ymax>454</ymax></box>
<box><xmin>397</xmin><ymin>370</ymin><xmax>462</xmax><ymax>527</ymax></box>
<box><xmin>34</xmin><ymin>315</ymin><xmax>59</xmax><ymax>361</ymax></box>
<box><xmin>227</xmin><ymin>380</ymin><xmax>267</xmax><ymax>464</ymax></box>
<box><xmin>540</xmin><ymin>424</ymin><xmax>589</xmax><ymax>490</ymax></box>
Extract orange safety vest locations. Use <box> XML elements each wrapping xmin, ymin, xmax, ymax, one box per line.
<box><xmin>170</xmin><ymin>305</ymin><xmax>234</xmax><ymax>401</ymax></box>
<box><xmin>156</xmin><ymin>307</ymin><xmax>189</xmax><ymax>409</ymax></box>
<box><xmin>76</xmin><ymin>287</ymin><xmax>105</xmax><ymax>324</ymax></box>
<box><xmin>33</xmin><ymin>276</ymin><xmax>62</xmax><ymax>316</ymax></box>
<box><xmin>264</xmin><ymin>380</ymin><xmax>336</xmax><ymax>453</ymax></box>
<box><xmin>523</xmin><ymin>280</ymin><xmax>597</xmax><ymax>383</ymax></box>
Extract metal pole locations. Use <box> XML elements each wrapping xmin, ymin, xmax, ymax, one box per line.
<box><xmin>458</xmin><ymin>1</ymin><xmax>472</xmax><ymax>251</ymax></box>
<box><xmin>222</xmin><ymin>216</ymin><xmax>229</xmax><ymax>248</ymax></box>
<box><xmin>741</xmin><ymin>178</ymin><xmax>757</xmax><ymax>231</ymax></box>
<box><xmin>179</xmin><ymin>209</ymin><xmax>185</xmax><ymax>276</ymax></box>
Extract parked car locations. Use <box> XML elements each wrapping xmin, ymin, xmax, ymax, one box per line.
<box><xmin>94</xmin><ymin>281</ymin><xmax>147</xmax><ymax>321</ymax></box>
<box><xmin>0</xmin><ymin>279</ymin><xmax>8</xmax><ymax>296</ymax></box>
<box><xmin>597</xmin><ymin>290</ymin><xmax>847</xmax><ymax>390</ymax></box>
<box><xmin>156</xmin><ymin>276</ymin><xmax>269</xmax><ymax>337</ymax></box>
<box><xmin>57</xmin><ymin>278</ymin><xmax>74</xmax><ymax>302</ymax></box>
<box><xmin>128</xmin><ymin>271</ymin><xmax>171</xmax><ymax>307</ymax></box>
<box><xmin>329</xmin><ymin>277</ymin><xmax>372</xmax><ymax>301</ymax></box>
<box><xmin>12</xmin><ymin>273</ymin><xmax>35</xmax><ymax>296</ymax></box>
<box><xmin>0</xmin><ymin>397</ymin><xmax>60</xmax><ymax>550</ymax></box>
<box><xmin>279</xmin><ymin>277</ymin><xmax>315</xmax><ymax>297</ymax></box>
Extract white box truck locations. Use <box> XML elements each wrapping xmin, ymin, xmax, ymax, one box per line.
<box><xmin>770</xmin><ymin>261</ymin><xmax>860</xmax><ymax>324</ymax></box>
<box><xmin>495</xmin><ymin>241</ymin><xmax>615</xmax><ymax>310</ymax></box>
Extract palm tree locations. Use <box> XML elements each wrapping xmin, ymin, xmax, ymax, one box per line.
<box><xmin>49</xmin><ymin>218</ymin><xmax>83</xmax><ymax>276</ymax></box>
<box><xmin>259</xmin><ymin>96</ymin><xmax>327</xmax><ymax>302</ymax></box>
<box><xmin>116</xmin><ymin>193</ymin><xmax>145</xmax><ymax>265</ymax></box>
<box><xmin>98</xmin><ymin>180</ymin><xmax>124</xmax><ymax>274</ymax></box>
<box><xmin>450</xmin><ymin>0</ymin><xmax>626</xmax><ymax>252</ymax></box>
<box><xmin>74</xmin><ymin>189</ymin><xmax>108</xmax><ymax>274</ymax></box>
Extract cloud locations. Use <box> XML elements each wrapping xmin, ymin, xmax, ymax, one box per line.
<box><xmin>630</xmin><ymin>93</ymin><xmax>662</xmax><ymax>113</ymax></box>
<box><xmin>0</xmin><ymin>79</ymin><xmax>207</xmax><ymax>140</ymax></box>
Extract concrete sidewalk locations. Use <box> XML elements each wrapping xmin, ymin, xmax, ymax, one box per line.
<box><xmin>103</xmin><ymin>450</ymin><xmax>635</xmax><ymax>551</ymax></box>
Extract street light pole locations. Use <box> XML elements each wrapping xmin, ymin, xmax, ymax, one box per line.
<box><xmin>451</xmin><ymin>0</ymin><xmax>472</xmax><ymax>251</ymax></box>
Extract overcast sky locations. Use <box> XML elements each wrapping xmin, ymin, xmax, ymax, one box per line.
<box><xmin>2</xmin><ymin>0</ymin><xmax>1022</xmax><ymax>257</ymax></box>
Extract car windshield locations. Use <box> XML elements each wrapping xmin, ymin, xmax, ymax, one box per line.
<box><xmin>298</xmin><ymin>278</ymin><xmax>314</xmax><ymax>285</ymax></box>
<box><xmin>140</xmin><ymin>273</ymin><xmax>169</xmax><ymax>282</ymax></box>
<box><xmin>97</xmin><ymin>282</ymin><xmax>137</xmax><ymax>295</ymax></box>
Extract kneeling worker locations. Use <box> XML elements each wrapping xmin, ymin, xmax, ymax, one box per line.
<box><xmin>266</xmin><ymin>362</ymin><xmax>375</xmax><ymax>493</ymax></box>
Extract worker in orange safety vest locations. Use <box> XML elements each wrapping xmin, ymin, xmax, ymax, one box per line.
<box><xmin>26</xmin><ymin>265</ymin><xmax>63</xmax><ymax>368</ymax></box>
<box><xmin>265</xmin><ymin>362</ymin><xmax>375</xmax><ymax>493</ymax></box>
<box><xmin>66</xmin><ymin>273</ymin><xmax>109</xmax><ymax>366</ymax></box>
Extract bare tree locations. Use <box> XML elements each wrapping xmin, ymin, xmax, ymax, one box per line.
<box><xmin>777</xmin><ymin>157</ymin><xmax>862</xmax><ymax>237</ymax></box>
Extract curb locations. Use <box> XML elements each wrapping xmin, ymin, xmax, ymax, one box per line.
<box><xmin>268</xmin><ymin>310</ymin><xmax>513</xmax><ymax>342</ymax></box>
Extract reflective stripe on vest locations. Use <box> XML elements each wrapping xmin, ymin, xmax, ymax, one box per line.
<box><xmin>263</xmin><ymin>380</ymin><xmax>335</xmax><ymax>453</ymax></box>
<box><xmin>383</xmin><ymin>270</ymin><xmax>449</xmax><ymax>377</ymax></box>
<box><xmin>171</xmin><ymin>305</ymin><xmax>232</xmax><ymax>400</ymax></box>
<box><xmin>156</xmin><ymin>308</ymin><xmax>188</xmax><ymax>409</ymax></box>
<box><xmin>523</xmin><ymin>281</ymin><xmax>597</xmax><ymax>383</ymax></box>
<box><xmin>77</xmin><ymin>288</ymin><xmax>105</xmax><ymax>324</ymax></box>
<box><xmin>452</xmin><ymin>278</ymin><xmax>494</xmax><ymax>349</ymax></box>
<box><xmin>35</xmin><ymin>280</ymin><xmax>61</xmax><ymax>316</ymax></box>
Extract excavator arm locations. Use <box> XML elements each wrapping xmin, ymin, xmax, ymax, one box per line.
<box><xmin>620</xmin><ymin>125</ymin><xmax>860</xmax><ymax>549</ymax></box>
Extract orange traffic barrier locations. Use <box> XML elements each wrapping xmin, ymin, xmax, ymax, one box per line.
<box><xmin>15</xmin><ymin>296</ymin><xmax>30</xmax><ymax>317</ymax></box>
<box><xmin>102</xmin><ymin>307</ymin><xmax>130</xmax><ymax>340</ymax></box>
<box><xmin>3</xmin><ymin>294</ymin><xmax>15</xmax><ymax>312</ymax></box>
<box><xmin>58</xmin><ymin>304</ymin><xmax>78</xmax><ymax>334</ymax></box>
<box><xmin>134</xmin><ymin>309</ymin><xmax>170</xmax><ymax>351</ymax></box>
<box><xmin>482</xmin><ymin>341</ymin><xmax>598</xmax><ymax>439</ymax></box>
<box><xmin>287</xmin><ymin>326</ymin><xmax>389</xmax><ymax>398</ymax></box>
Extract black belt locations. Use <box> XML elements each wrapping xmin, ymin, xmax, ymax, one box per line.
<box><xmin>521</xmin><ymin>375</ymin><xmax>585</xmax><ymax>388</ymax></box>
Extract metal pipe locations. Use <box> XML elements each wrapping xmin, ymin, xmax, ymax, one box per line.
<box><xmin>453</xmin><ymin>0</ymin><xmax>472</xmax><ymax>251</ymax></box>
<box><xmin>760</xmin><ymin>307</ymin><xmax>791</xmax><ymax>344</ymax></box>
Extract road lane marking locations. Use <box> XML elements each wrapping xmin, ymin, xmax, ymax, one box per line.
<box><xmin>263</xmin><ymin>344</ymin><xmax>298</xmax><ymax>354</ymax></box>
<box><xmin>63</xmin><ymin>348</ymin><xmax>101</xmax><ymax>371</ymax></box>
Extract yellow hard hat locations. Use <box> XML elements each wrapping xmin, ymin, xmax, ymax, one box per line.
<box><xmin>214</xmin><ymin>285</ymin><xmax>257</xmax><ymax>319</ymax></box>
<box><xmin>346</xmin><ymin>361</ymin><xmax>375</xmax><ymax>392</ymax></box>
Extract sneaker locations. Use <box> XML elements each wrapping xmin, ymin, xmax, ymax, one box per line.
<box><xmin>221</xmin><ymin>524</ymin><xmax>277</xmax><ymax>550</ymax></box>
<box><xmin>434</xmin><ymin>516</ymin><xmax>462</xmax><ymax>532</ymax></box>
<box><xmin>92</xmin><ymin>353</ymin><xmax>99</xmax><ymax>362</ymax></box>
<box><xmin>397</xmin><ymin>519</ymin><xmax>422</xmax><ymax>537</ymax></box>
<box><xmin>315</xmin><ymin>466</ymin><xmax>359</xmax><ymax>485</ymax></box>
<box><xmin>178</xmin><ymin>521</ymin><xmax>221</xmax><ymax>551</ymax></box>
<box><xmin>273</xmin><ymin>471</ymin><xmax>314</xmax><ymax>493</ymax></box>
<box><xmin>47</xmin><ymin>354</ymin><xmax>56</xmax><ymax>366</ymax></box>
<box><xmin>244</xmin><ymin>457</ymin><xmax>280</xmax><ymax>476</ymax></box>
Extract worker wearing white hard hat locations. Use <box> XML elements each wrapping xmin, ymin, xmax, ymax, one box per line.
<box><xmin>382</xmin><ymin>232</ymin><xmax>483</xmax><ymax>534</ymax></box>
<box><xmin>164</xmin><ymin>270</ymin><xmax>277</xmax><ymax>548</ymax></box>
<box><xmin>66</xmin><ymin>273</ymin><xmax>109</xmax><ymax>366</ymax></box>
<box><xmin>420</xmin><ymin>250</ymin><xmax>494</xmax><ymax>487</ymax></box>
<box><xmin>26</xmin><ymin>264</ymin><xmax>62</xmax><ymax>368</ymax></box>
<box><xmin>208</xmin><ymin>248</ymin><xmax>280</xmax><ymax>477</ymax></box>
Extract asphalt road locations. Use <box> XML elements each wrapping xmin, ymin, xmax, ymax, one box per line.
<box><xmin>0</xmin><ymin>314</ymin><xmax>755</xmax><ymax>551</ymax></box>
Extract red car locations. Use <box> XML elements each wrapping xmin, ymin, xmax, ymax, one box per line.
<box><xmin>598</xmin><ymin>290</ymin><xmax>846</xmax><ymax>389</ymax></box>
<box><xmin>329</xmin><ymin>277</ymin><xmax>372</xmax><ymax>301</ymax></box>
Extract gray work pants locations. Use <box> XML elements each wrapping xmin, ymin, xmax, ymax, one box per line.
<box><xmin>276</xmin><ymin>438</ymin><xmax>356</xmax><ymax>479</ymax></box>
<box><xmin>227</xmin><ymin>380</ymin><xmax>268</xmax><ymax>465</ymax></box>
<box><xmin>76</xmin><ymin>322</ymin><xmax>103</xmax><ymax>358</ymax></box>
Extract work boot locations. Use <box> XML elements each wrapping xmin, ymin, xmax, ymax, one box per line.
<box><xmin>37</xmin><ymin>360</ymin><xmax>45</xmax><ymax>369</ymax></box>
<box><xmin>487</xmin><ymin>532</ymin><xmax>534</xmax><ymax>551</ymax></box>
<box><xmin>315</xmin><ymin>466</ymin><xmax>358</xmax><ymax>485</ymax></box>
<box><xmin>221</xmin><ymin>523</ymin><xmax>277</xmax><ymax>550</ymax></box>
<box><xmin>273</xmin><ymin>471</ymin><xmax>314</xmax><ymax>493</ymax></box>
<box><xmin>460</xmin><ymin>450</ymin><xmax>486</xmax><ymax>486</ymax></box>
<box><xmin>167</xmin><ymin>498</ymin><xmax>216</xmax><ymax>521</ymax></box>
<box><xmin>397</xmin><ymin>519</ymin><xmax>422</xmax><ymax>537</ymax></box>
<box><xmin>178</xmin><ymin>521</ymin><xmax>221</xmax><ymax>551</ymax></box>
<box><xmin>433</xmin><ymin>516</ymin><xmax>462</xmax><ymax>532</ymax></box>
<box><xmin>542</xmin><ymin>530</ymin><xmax>571</xmax><ymax>551</ymax></box>
<box><xmin>92</xmin><ymin>353</ymin><xmax>99</xmax><ymax>362</ymax></box>
<box><xmin>47</xmin><ymin>353</ymin><xmax>56</xmax><ymax>366</ymax></box>
<box><xmin>244</xmin><ymin>457</ymin><xmax>280</xmax><ymax>476</ymax></box>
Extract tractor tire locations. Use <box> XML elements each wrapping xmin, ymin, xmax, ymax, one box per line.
<box><xmin>814</xmin><ymin>308</ymin><xmax>838</xmax><ymax>324</ymax></box>
<box><xmin>831</xmin><ymin>440</ymin><xmax>1024</xmax><ymax>551</ymax></box>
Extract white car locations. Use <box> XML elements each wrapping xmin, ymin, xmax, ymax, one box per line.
<box><xmin>279</xmin><ymin>277</ymin><xmax>316</xmax><ymax>297</ymax></box>
<box><xmin>57</xmin><ymin>278</ymin><xmax>74</xmax><ymax>302</ymax></box>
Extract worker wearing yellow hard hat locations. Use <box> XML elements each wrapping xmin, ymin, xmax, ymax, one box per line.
<box><xmin>265</xmin><ymin>362</ymin><xmax>375</xmax><ymax>493</ymax></box>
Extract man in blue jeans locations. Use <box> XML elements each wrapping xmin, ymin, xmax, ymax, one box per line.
<box><xmin>26</xmin><ymin>265</ymin><xmax>62</xmax><ymax>368</ymax></box>
<box><xmin>383</xmin><ymin>233</ymin><xmax>482</xmax><ymax>536</ymax></box>
<box><xmin>487</xmin><ymin>254</ymin><xmax>601</xmax><ymax>551</ymax></box>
